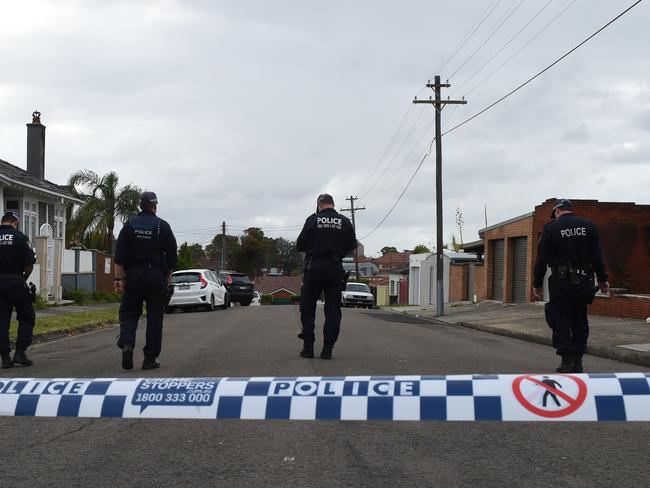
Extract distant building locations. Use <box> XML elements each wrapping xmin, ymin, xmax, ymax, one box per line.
<box><xmin>0</xmin><ymin>112</ymin><xmax>81</xmax><ymax>300</ymax></box>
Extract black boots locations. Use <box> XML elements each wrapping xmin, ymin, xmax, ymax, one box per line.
<box><xmin>122</xmin><ymin>344</ymin><xmax>134</xmax><ymax>370</ymax></box>
<box><xmin>573</xmin><ymin>355</ymin><xmax>584</xmax><ymax>373</ymax></box>
<box><xmin>300</xmin><ymin>342</ymin><xmax>314</xmax><ymax>358</ymax></box>
<box><xmin>320</xmin><ymin>343</ymin><xmax>333</xmax><ymax>360</ymax></box>
<box><xmin>1</xmin><ymin>354</ymin><xmax>13</xmax><ymax>369</ymax></box>
<box><xmin>556</xmin><ymin>355</ymin><xmax>574</xmax><ymax>373</ymax></box>
<box><xmin>13</xmin><ymin>351</ymin><xmax>33</xmax><ymax>367</ymax></box>
<box><xmin>142</xmin><ymin>357</ymin><xmax>160</xmax><ymax>370</ymax></box>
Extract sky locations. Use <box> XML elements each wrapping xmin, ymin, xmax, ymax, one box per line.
<box><xmin>1</xmin><ymin>0</ymin><xmax>648</xmax><ymax>256</ymax></box>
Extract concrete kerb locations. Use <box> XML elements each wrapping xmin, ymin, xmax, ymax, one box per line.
<box><xmin>384</xmin><ymin>303</ymin><xmax>650</xmax><ymax>369</ymax></box>
<box><xmin>31</xmin><ymin>322</ymin><xmax>118</xmax><ymax>345</ymax></box>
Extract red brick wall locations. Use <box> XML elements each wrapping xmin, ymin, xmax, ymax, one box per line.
<box><xmin>449</xmin><ymin>264</ymin><xmax>468</xmax><ymax>302</ymax></box>
<box><xmin>481</xmin><ymin>214</ymin><xmax>534</xmax><ymax>302</ymax></box>
<box><xmin>474</xmin><ymin>264</ymin><xmax>486</xmax><ymax>300</ymax></box>
<box><xmin>533</xmin><ymin>199</ymin><xmax>650</xmax><ymax>294</ymax></box>
<box><xmin>589</xmin><ymin>294</ymin><xmax>650</xmax><ymax>319</ymax></box>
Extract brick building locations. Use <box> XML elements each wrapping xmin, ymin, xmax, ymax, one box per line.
<box><xmin>472</xmin><ymin>198</ymin><xmax>650</xmax><ymax>318</ymax></box>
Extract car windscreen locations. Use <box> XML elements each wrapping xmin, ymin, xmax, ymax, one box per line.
<box><xmin>171</xmin><ymin>273</ymin><xmax>201</xmax><ymax>284</ymax></box>
<box><xmin>346</xmin><ymin>284</ymin><xmax>370</xmax><ymax>293</ymax></box>
<box><xmin>231</xmin><ymin>275</ymin><xmax>251</xmax><ymax>284</ymax></box>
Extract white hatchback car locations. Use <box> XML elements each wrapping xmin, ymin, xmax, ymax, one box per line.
<box><xmin>167</xmin><ymin>269</ymin><xmax>227</xmax><ymax>312</ymax></box>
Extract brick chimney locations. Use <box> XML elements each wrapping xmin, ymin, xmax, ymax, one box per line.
<box><xmin>26</xmin><ymin>110</ymin><xmax>46</xmax><ymax>180</ymax></box>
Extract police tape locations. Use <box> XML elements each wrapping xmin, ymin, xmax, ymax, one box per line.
<box><xmin>0</xmin><ymin>373</ymin><xmax>649</xmax><ymax>421</ymax></box>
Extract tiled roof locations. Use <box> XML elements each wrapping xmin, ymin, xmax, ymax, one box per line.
<box><xmin>0</xmin><ymin>158</ymin><xmax>79</xmax><ymax>201</ymax></box>
<box><xmin>254</xmin><ymin>275</ymin><xmax>303</xmax><ymax>294</ymax></box>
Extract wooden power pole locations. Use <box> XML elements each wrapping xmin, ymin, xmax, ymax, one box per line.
<box><xmin>341</xmin><ymin>195</ymin><xmax>365</xmax><ymax>279</ymax></box>
<box><xmin>413</xmin><ymin>75</ymin><xmax>466</xmax><ymax>316</ymax></box>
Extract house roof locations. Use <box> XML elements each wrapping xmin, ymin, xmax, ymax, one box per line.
<box><xmin>254</xmin><ymin>275</ymin><xmax>303</xmax><ymax>294</ymax></box>
<box><xmin>0</xmin><ymin>158</ymin><xmax>80</xmax><ymax>202</ymax></box>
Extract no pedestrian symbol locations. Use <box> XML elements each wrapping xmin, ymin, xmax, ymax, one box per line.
<box><xmin>512</xmin><ymin>374</ymin><xmax>587</xmax><ymax>418</ymax></box>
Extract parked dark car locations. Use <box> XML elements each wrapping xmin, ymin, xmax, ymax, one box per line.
<box><xmin>216</xmin><ymin>271</ymin><xmax>255</xmax><ymax>306</ymax></box>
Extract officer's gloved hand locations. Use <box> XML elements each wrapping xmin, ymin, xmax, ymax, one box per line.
<box><xmin>598</xmin><ymin>281</ymin><xmax>610</xmax><ymax>296</ymax></box>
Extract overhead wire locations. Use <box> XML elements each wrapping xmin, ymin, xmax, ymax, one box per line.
<box><xmin>449</xmin><ymin>0</ymin><xmax>556</xmax><ymax>97</ymax></box>
<box><xmin>461</xmin><ymin>0</ymin><xmax>579</xmax><ymax>98</ymax></box>
<box><xmin>434</xmin><ymin>0</ymin><xmax>504</xmax><ymax>75</ymax></box>
<box><xmin>447</xmin><ymin>0</ymin><xmax>528</xmax><ymax>81</ymax></box>
<box><xmin>358</xmin><ymin>0</ymin><xmax>642</xmax><ymax>239</ymax></box>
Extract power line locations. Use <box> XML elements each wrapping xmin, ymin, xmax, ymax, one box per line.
<box><xmin>358</xmin><ymin>0</ymin><xmax>642</xmax><ymax>240</ymax></box>
<box><xmin>449</xmin><ymin>0</ymin><xmax>556</xmax><ymax>97</ymax></box>
<box><xmin>444</xmin><ymin>0</ymin><xmax>642</xmax><ymax>136</ymax></box>
<box><xmin>434</xmin><ymin>0</ymin><xmax>504</xmax><ymax>75</ymax></box>
<box><xmin>461</xmin><ymin>0</ymin><xmax>579</xmax><ymax>98</ymax></box>
<box><xmin>447</xmin><ymin>0</ymin><xmax>527</xmax><ymax>81</ymax></box>
<box><xmin>359</xmin><ymin>106</ymin><xmax>429</xmax><ymax>200</ymax></box>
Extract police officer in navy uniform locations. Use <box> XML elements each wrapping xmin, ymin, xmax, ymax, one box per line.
<box><xmin>533</xmin><ymin>199</ymin><xmax>609</xmax><ymax>373</ymax></box>
<box><xmin>114</xmin><ymin>192</ymin><xmax>177</xmax><ymax>370</ymax></box>
<box><xmin>296</xmin><ymin>194</ymin><xmax>357</xmax><ymax>359</ymax></box>
<box><xmin>0</xmin><ymin>211</ymin><xmax>37</xmax><ymax>369</ymax></box>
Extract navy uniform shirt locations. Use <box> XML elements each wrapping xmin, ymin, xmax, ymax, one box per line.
<box><xmin>533</xmin><ymin>213</ymin><xmax>608</xmax><ymax>288</ymax></box>
<box><xmin>0</xmin><ymin>224</ymin><xmax>36</xmax><ymax>275</ymax></box>
<box><xmin>115</xmin><ymin>211</ymin><xmax>178</xmax><ymax>271</ymax></box>
<box><xmin>296</xmin><ymin>207</ymin><xmax>357</xmax><ymax>259</ymax></box>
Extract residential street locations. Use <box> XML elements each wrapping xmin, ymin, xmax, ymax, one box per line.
<box><xmin>1</xmin><ymin>305</ymin><xmax>649</xmax><ymax>488</ymax></box>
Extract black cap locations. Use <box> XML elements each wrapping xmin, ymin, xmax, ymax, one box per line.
<box><xmin>1</xmin><ymin>211</ymin><xmax>19</xmax><ymax>222</ymax></box>
<box><xmin>317</xmin><ymin>193</ymin><xmax>334</xmax><ymax>206</ymax></box>
<box><xmin>140</xmin><ymin>191</ymin><xmax>158</xmax><ymax>205</ymax></box>
<box><xmin>550</xmin><ymin>198</ymin><xmax>572</xmax><ymax>219</ymax></box>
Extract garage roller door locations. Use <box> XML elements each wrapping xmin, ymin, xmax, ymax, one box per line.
<box><xmin>511</xmin><ymin>237</ymin><xmax>528</xmax><ymax>303</ymax></box>
<box><xmin>492</xmin><ymin>240</ymin><xmax>504</xmax><ymax>301</ymax></box>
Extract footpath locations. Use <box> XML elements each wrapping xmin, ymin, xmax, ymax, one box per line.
<box><xmin>385</xmin><ymin>301</ymin><xmax>650</xmax><ymax>368</ymax></box>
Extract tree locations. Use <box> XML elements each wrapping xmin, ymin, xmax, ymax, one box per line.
<box><xmin>412</xmin><ymin>244</ymin><xmax>430</xmax><ymax>254</ymax></box>
<box><xmin>67</xmin><ymin>170</ymin><xmax>141</xmax><ymax>253</ymax></box>
<box><xmin>206</xmin><ymin>234</ymin><xmax>241</xmax><ymax>270</ymax></box>
<box><xmin>270</xmin><ymin>237</ymin><xmax>303</xmax><ymax>276</ymax></box>
<box><xmin>177</xmin><ymin>242</ymin><xmax>205</xmax><ymax>270</ymax></box>
<box><xmin>380</xmin><ymin>246</ymin><xmax>398</xmax><ymax>255</ymax></box>
<box><xmin>455</xmin><ymin>206</ymin><xmax>464</xmax><ymax>246</ymax></box>
<box><xmin>236</xmin><ymin>227</ymin><xmax>269</xmax><ymax>277</ymax></box>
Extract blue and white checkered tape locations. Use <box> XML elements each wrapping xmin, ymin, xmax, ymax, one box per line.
<box><xmin>1</xmin><ymin>373</ymin><xmax>649</xmax><ymax>421</ymax></box>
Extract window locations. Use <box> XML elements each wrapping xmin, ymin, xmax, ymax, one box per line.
<box><xmin>54</xmin><ymin>207</ymin><xmax>65</xmax><ymax>239</ymax></box>
<box><xmin>23</xmin><ymin>200</ymin><xmax>38</xmax><ymax>242</ymax></box>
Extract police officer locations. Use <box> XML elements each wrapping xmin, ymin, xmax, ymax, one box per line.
<box><xmin>114</xmin><ymin>192</ymin><xmax>177</xmax><ymax>370</ymax></box>
<box><xmin>0</xmin><ymin>211</ymin><xmax>36</xmax><ymax>369</ymax></box>
<box><xmin>533</xmin><ymin>199</ymin><xmax>609</xmax><ymax>373</ymax></box>
<box><xmin>296</xmin><ymin>194</ymin><xmax>357</xmax><ymax>359</ymax></box>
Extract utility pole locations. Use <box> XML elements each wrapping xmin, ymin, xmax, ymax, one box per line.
<box><xmin>341</xmin><ymin>195</ymin><xmax>365</xmax><ymax>279</ymax></box>
<box><xmin>220</xmin><ymin>221</ymin><xmax>226</xmax><ymax>270</ymax></box>
<box><xmin>413</xmin><ymin>75</ymin><xmax>466</xmax><ymax>316</ymax></box>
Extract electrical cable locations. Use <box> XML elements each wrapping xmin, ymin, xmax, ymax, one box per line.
<box><xmin>461</xmin><ymin>0</ymin><xmax>579</xmax><ymax>98</ymax></box>
<box><xmin>447</xmin><ymin>0</ymin><xmax>527</xmax><ymax>81</ymax></box>
<box><xmin>358</xmin><ymin>0</ymin><xmax>642</xmax><ymax>239</ymax></box>
<box><xmin>450</xmin><ymin>0</ymin><xmax>556</xmax><ymax>97</ymax></box>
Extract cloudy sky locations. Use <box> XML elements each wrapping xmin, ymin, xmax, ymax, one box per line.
<box><xmin>1</xmin><ymin>0</ymin><xmax>647</xmax><ymax>256</ymax></box>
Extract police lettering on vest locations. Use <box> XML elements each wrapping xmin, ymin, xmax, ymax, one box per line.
<box><xmin>560</xmin><ymin>227</ymin><xmax>587</xmax><ymax>238</ymax></box>
<box><xmin>316</xmin><ymin>217</ymin><xmax>342</xmax><ymax>230</ymax></box>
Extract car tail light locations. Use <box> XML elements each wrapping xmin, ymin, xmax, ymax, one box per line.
<box><xmin>200</xmin><ymin>275</ymin><xmax>208</xmax><ymax>289</ymax></box>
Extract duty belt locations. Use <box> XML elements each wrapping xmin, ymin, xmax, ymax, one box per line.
<box><xmin>0</xmin><ymin>272</ymin><xmax>25</xmax><ymax>280</ymax></box>
<box><xmin>127</xmin><ymin>261</ymin><xmax>163</xmax><ymax>269</ymax></box>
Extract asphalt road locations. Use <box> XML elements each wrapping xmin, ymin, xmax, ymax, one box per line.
<box><xmin>1</xmin><ymin>305</ymin><xmax>649</xmax><ymax>488</ymax></box>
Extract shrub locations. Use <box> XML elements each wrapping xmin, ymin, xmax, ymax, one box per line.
<box><xmin>91</xmin><ymin>291</ymin><xmax>122</xmax><ymax>303</ymax></box>
<box><xmin>261</xmin><ymin>294</ymin><xmax>273</xmax><ymax>305</ymax></box>
<box><xmin>63</xmin><ymin>289</ymin><xmax>90</xmax><ymax>305</ymax></box>
<box><xmin>290</xmin><ymin>295</ymin><xmax>301</xmax><ymax>304</ymax></box>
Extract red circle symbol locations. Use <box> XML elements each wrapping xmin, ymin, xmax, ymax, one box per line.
<box><xmin>512</xmin><ymin>374</ymin><xmax>588</xmax><ymax>418</ymax></box>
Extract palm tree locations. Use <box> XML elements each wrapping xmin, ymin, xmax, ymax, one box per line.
<box><xmin>66</xmin><ymin>170</ymin><xmax>141</xmax><ymax>253</ymax></box>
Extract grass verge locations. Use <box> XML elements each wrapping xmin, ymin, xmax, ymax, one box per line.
<box><xmin>10</xmin><ymin>308</ymin><xmax>119</xmax><ymax>342</ymax></box>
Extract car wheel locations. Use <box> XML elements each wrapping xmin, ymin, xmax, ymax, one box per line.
<box><xmin>208</xmin><ymin>295</ymin><xmax>216</xmax><ymax>312</ymax></box>
<box><xmin>240</xmin><ymin>300</ymin><xmax>251</xmax><ymax>306</ymax></box>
